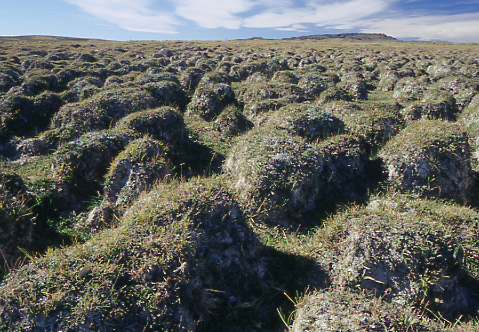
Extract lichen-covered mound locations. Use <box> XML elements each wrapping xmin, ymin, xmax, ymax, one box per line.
<box><xmin>103</xmin><ymin>137</ymin><xmax>172</xmax><ymax>211</ymax></box>
<box><xmin>315</xmin><ymin>195</ymin><xmax>479</xmax><ymax>323</ymax></box>
<box><xmin>401</xmin><ymin>89</ymin><xmax>458</xmax><ymax>122</ymax></box>
<box><xmin>314</xmin><ymin>134</ymin><xmax>370</xmax><ymax>203</ymax></box>
<box><xmin>225</xmin><ymin>128</ymin><xmax>326</xmax><ymax>224</ymax></box>
<box><xmin>115</xmin><ymin>106</ymin><xmax>186</xmax><ymax>146</ymax></box>
<box><xmin>187</xmin><ymin>83</ymin><xmax>235</xmax><ymax>121</ymax></box>
<box><xmin>50</xmin><ymin>130</ymin><xmax>135</xmax><ymax>212</ymax></box>
<box><xmin>460</xmin><ymin>94</ymin><xmax>479</xmax><ymax>167</ymax></box>
<box><xmin>0</xmin><ymin>179</ymin><xmax>285</xmax><ymax>331</ymax></box>
<box><xmin>265</xmin><ymin>104</ymin><xmax>345</xmax><ymax>141</ymax></box>
<box><xmin>291</xmin><ymin>289</ymin><xmax>433</xmax><ymax>332</ymax></box>
<box><xmin>322</xmin><ymin>100</ymin><xmax>404</xmax><ymax>151</ymax></box>
<box><xmin>380</xmin><ymin>120</ymin><xmax>472</xmax><ymax>202</ymax></box>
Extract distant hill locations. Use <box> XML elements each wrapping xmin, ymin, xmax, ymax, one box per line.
<box><xmin>0</xmin><ymin>35</ymin><xmax>99</xmax><ymax>43</ymax></box>
<box><xmin>284</xmin><ymin>33</ymin><xmax>397</xmax><ymax>41</ymax></box>
<box><xmin>1</xmin><ymin>33</ymin><xmax>397</xmax><ymax>44</ymax></box>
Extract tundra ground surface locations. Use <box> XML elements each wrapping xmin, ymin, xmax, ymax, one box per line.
<box><xmin>1</xmin><ymin>36</ymin><xmax>479</xmax><ymax>331</ymax></box>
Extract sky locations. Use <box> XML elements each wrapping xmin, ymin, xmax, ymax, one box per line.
<box><xmin>1</xmin><ymin>1</ymin><xmax>479</xmax><ymax>42</ymax></box>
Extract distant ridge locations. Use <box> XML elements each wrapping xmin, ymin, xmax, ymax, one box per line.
<box><xmin>0</xmin><ymin>35</ymin><xmax>100</xmax><ymax>43</ymax></box>
<box><xmin>283</xmin><ymin>33</ymin><xmax>397</xmax><ymax>41</ymax></box>
<box><xmin>1</xmin><ymin>33</ymin><xmax>398</xmax><ymax>43</ymax></box>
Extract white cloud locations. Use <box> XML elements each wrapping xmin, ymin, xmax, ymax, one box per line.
<box><xmin>243</xmin><ymin>0</ymin><xmax>391</xmax><ymax>29</ymax></box>
<box><xmin>359</xmin><ymin>13</ymin><xmax>479</xmax><ymax>42</ymax></box>
<box><xmin>64</xmin><ymin>0</ymin><xmax>178</xmax><ymax>34</ymax></box>
<box><xmin>277</xmin><ymin>24</ymin><xmax>309</xmax><ymax>32</ymax></box>
<box><xmin>175</xmin><ymin>0</ymin><xmax>255</xmax><ymax>29</ymax></box>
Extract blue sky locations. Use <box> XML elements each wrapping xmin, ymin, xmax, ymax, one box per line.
<box><xmin>1</xmin><ymin>0</ymin><xmax>479</xmax><ymax>42</ymax></box>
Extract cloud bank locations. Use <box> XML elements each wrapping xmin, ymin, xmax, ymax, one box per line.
<box><xmin>64</xmin><ymin>0</ymin><xmax>178</xmax><ymax>34</ymax></box>
<box><xmin>361</xmin><ymin>13</ymin><xmax>479</xmax><ymax>43</ymax></box>
<box><xmin>176</xmin><ymin>0</ymin><xmax>255</xmax><ymax>29</ymax></box>
<box><xmin>64</xmin><ymin>0</ymin><xmax>479</xmax><ymax>42</ymax></box>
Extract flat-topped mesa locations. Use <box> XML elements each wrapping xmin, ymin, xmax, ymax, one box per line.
<box><xmin>284</xmin><ymin>33</ymin><xmax>397</xmax><ymax>41</ymax></box>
